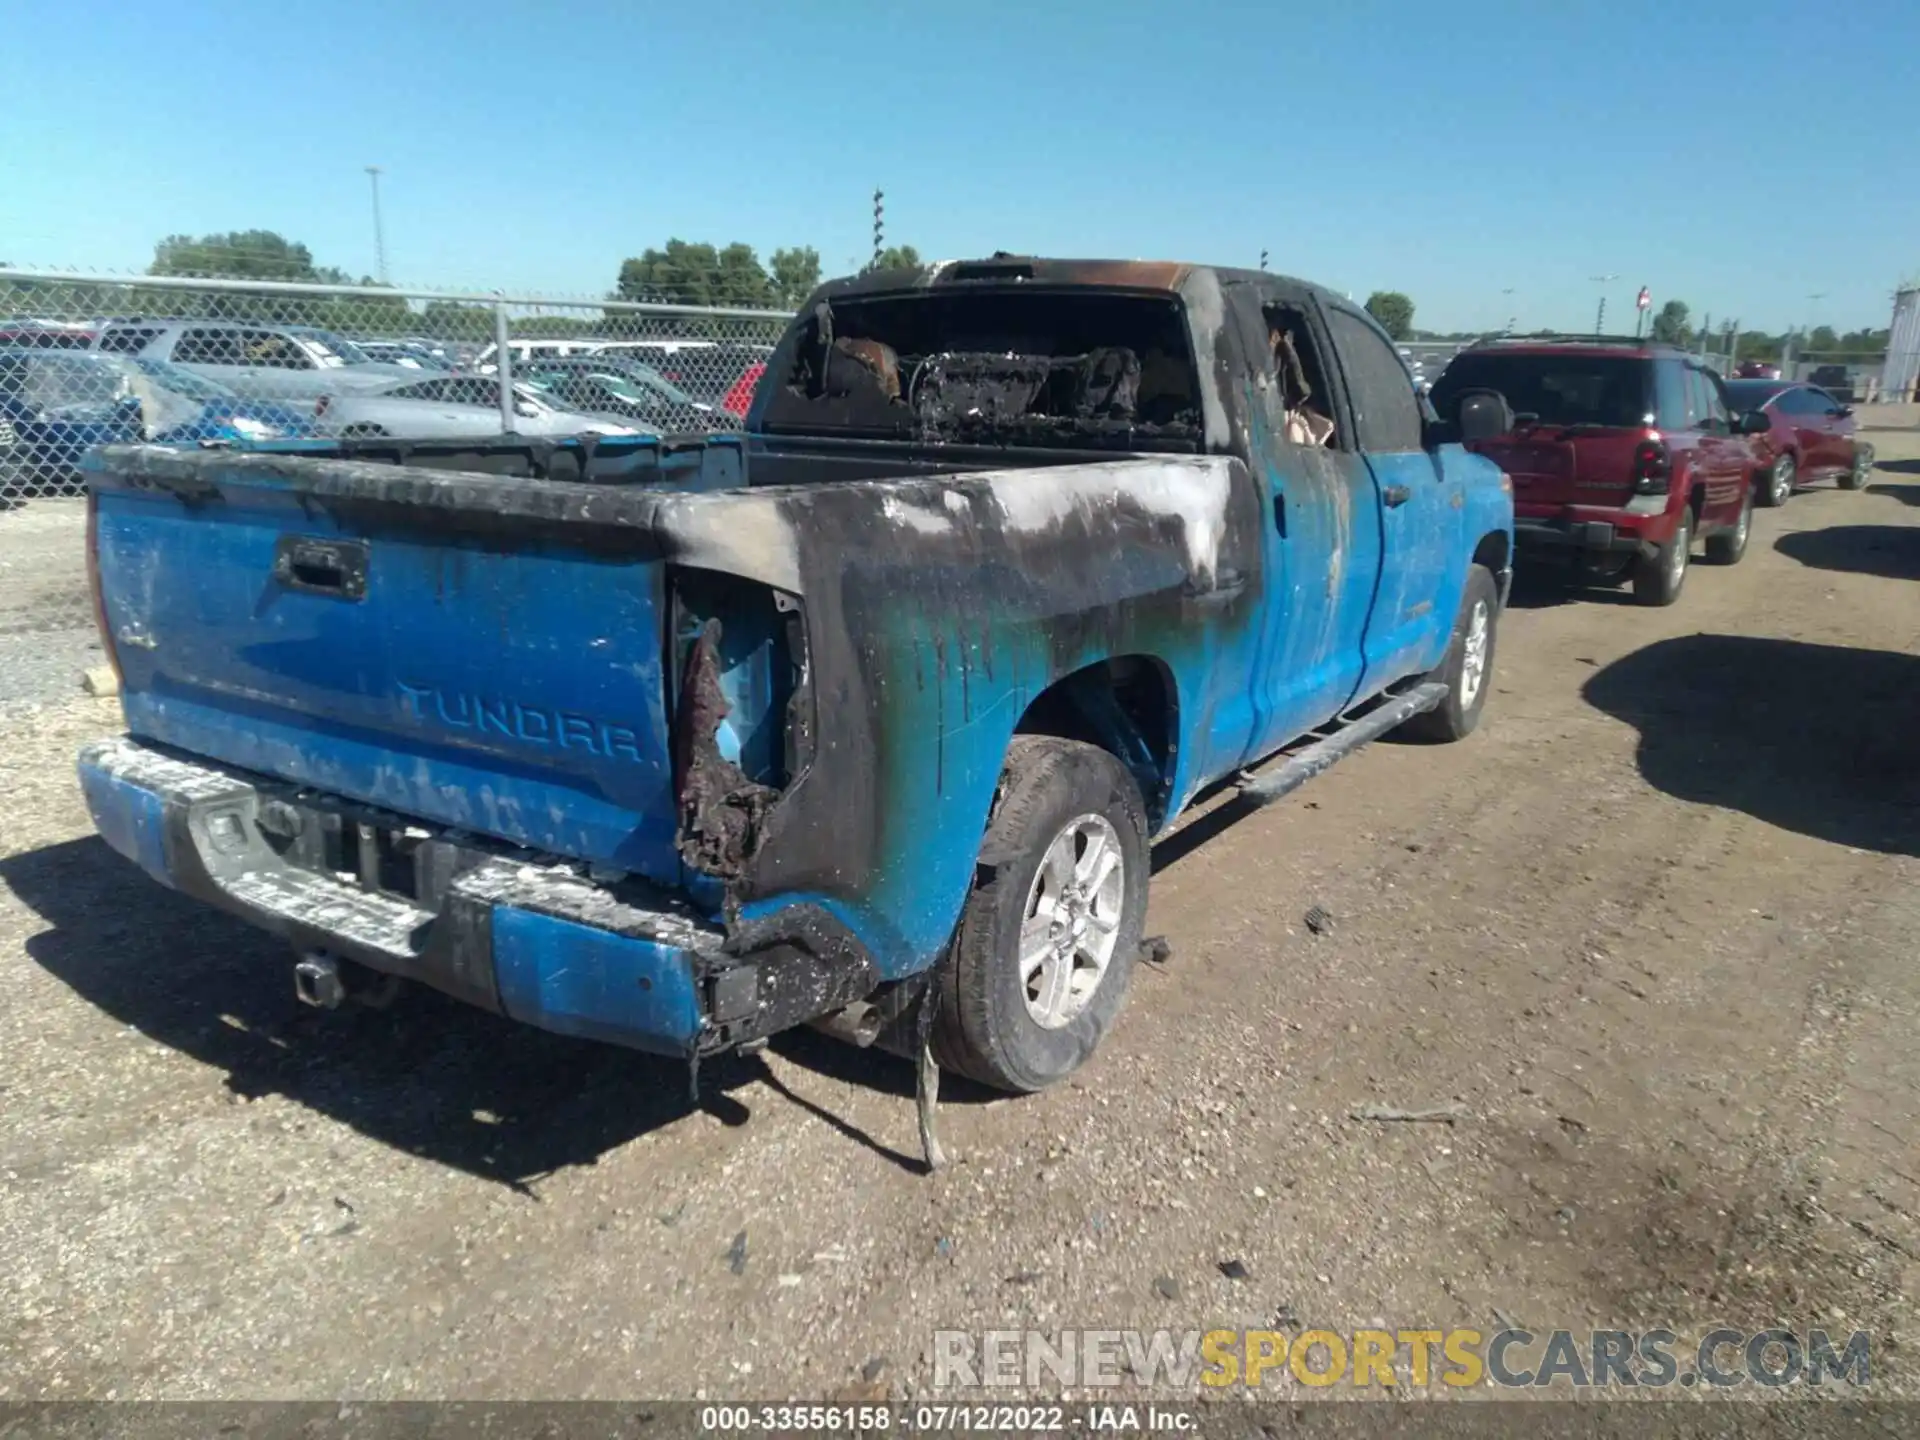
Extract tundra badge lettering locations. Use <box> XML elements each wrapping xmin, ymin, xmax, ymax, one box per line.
<box><xmin>397</xmin><ymin>681</ymin><xmax>645</xmax><ymax>762</ymax></box>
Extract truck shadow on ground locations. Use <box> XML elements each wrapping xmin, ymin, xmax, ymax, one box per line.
<box><xmin>1582</xmin><ymin>634</ymin><xmax>1919</xmax><ymax>858</ymax></box>
<box><xmin>1866</xmin><ymin>479</ymin><xmax>1920</xmax><ymax>505</ymax></box>
<box><xmin>2</xmin><ymin>838</ymin><xmax>945</xmax><ymax>1187</ymax></box>
<box><xmin>1871</xmin><ymin>456</ymin><xmax>1920</xmax><ymax>477</ymax></box>
<box><xmin>1772</xmin><ymin>524</ymin><xmax>1920</xmax><ymax>582</ymax></box>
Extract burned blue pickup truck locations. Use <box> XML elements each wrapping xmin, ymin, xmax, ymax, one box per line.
<box><xmin>77</xmin><ymin>258</ymin><xmax>1513</xmax><ymax>1154</ymax></box>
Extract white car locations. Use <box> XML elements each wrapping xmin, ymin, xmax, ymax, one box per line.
<box><xmin>316</xmin><ymin>374</ymin><xmax>651</xmax><ymax>440</ymax></box>
<box><xmin>94</xmin><ymin>320</ymin><xmax>415</xmax><ymax>402</ymax></box>
<box><xmin>472</xmin><ymin>339</ymin><xmax>603</xmax><ymax>373</ymax></box>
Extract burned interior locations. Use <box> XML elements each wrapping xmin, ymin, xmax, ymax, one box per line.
<box><xmin>761</xmin><ymin>287</ymin><xmax>1206</xmax><ymax>450</ymax></box>
<box><xmin>1263</xmin><ymin>303</ymin><xmax>1340</xmax><ymax>448</ymax></box>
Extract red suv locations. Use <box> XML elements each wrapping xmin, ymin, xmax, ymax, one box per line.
<box><xmin>1429</xmin><ymin>338</ymin><xmax>1768</xmax><ymax>606</ymax></box>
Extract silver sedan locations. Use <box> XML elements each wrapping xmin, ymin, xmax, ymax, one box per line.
<box><xmin>315</xmin><ymin>374</ymin><xmax>653</xmax><ymax>440</ymax></box>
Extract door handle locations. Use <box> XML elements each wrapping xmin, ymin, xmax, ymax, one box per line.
<box><xmin>1272</xmin><ymin>492</ymin><xmax>1287</xmax><ymax>537</ymax></box>
<box><xmin>1383</xmin><ymin>484</ymin><xmax>1412</xmax><ymax>508</ymax></box>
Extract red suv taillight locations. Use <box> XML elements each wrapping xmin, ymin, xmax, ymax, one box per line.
<box><xmin>1632</xmin><ymin>434</ymin><xmax>1671</xmax><ymax>495</ymax></box>
<box><xmin>86</xmin><ymin>491</ymin><xmax>123</xmax><ymax>687</ymax></box>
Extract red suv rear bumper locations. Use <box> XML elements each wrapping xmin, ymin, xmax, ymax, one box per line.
<box><xmin>1513</xmin><ymin>500</ymin><xmax>1683</xmax><ymax>554</ymax></box>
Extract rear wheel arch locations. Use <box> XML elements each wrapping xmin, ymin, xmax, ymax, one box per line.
<box><xmin>1012</xmin><ymin>656</ymin><xmax>1178</xmax><ymax>832</ymax></box>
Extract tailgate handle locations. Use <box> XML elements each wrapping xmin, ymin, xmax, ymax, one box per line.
<box><xmin>273</xmin><ymin>536</ymin><xmax>369</xmax><ymax>600</ymax></box>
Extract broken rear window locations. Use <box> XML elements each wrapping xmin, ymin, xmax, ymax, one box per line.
<box><xmin>760</xmin><ymin>289</ymin><xmax>1203</xmax><ymax>450</ymax></box>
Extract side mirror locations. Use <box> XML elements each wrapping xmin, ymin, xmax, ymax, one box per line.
<box><xmin>1737</xmin><ymin>410</ymin><xmax>1771</xmax><ymax>436</ymax></box>
<box><xmin>1454</xmin><ymin>388</ymin><xmax>1515</xmax><ymax>445</ymax></box>
<box><xmin>1834</xmin><ymin>405</ymin><xmax>1853</xmax><ymax>419</ymax></box>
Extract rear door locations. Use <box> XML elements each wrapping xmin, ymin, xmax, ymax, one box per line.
<box><xmin>1687</xmin><ymin>364</ymin><xmax>1744</xmax><ymax>519</ymax></box>
<box><xmin>1322</xmin><ymin>302</ymin><xmax>1461</xmax><ymax>693</ymax></box>
<box><xmin>1236</xmin><ymin>293</ymin><xmax>1384</xmax><ymax>763</ymax></box>
<box><xmin>1795</xmin><ymin>386</ymin><xmax>1847</xmax><ymax>473</ymax></box>
<box><xmin>381</xmin><ymin>377</ymin><xmax>497</xmax><ymax>436</ymax></box>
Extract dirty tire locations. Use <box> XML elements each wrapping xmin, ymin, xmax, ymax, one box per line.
<box><xmin>1840</xmin><ymin>445</ymin><xmax>1871</xmax><ymax>490</ymax></box>
<box><xmin>1633</xmin><ymin>507</ymin><xmax>1691</xmax><ymax>606</ymax></box>
<box><xmin>1401</xmin><ymin>564</ymin><xmax>1499</xmax><ymax>744</ymax></box>
<box><xmin>1760</xmin><ymin>453</ymin><xmax>1794</xmax><ymax>507</ymax></box>
<box><xmin>1705</xmin><ymin>482</ymin><xmax>1753</xmax><ymax>566</ymax></box>
<box><xmin>933</xmin><ymin>736</ymin><xmax>1149</xmax><ymax>1093</ymax></box>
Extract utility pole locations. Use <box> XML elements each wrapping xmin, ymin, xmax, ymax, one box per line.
<box><xmin>1590</xmin><ymin>274</ymin><xmax>1619</xmax><ymax>335</ymax></box>
<box><xmin>1501</xmin><ymin>287</ymin><xmax>1515</xmax><ymax>335</ymax></box>
<box><xmin>365</xmin><ymin>166</ymin><xmax>387</xmax><ymax>284</ymax></box>
<box><xmin>872</xmin><ymin>188</ymin><xmax>884</xmax><ymax>271</ymax></box>
<box><xmin>1797</xmin><ymin>291</ymin><xmax>1828</xmax><ymax>376</ymax></box>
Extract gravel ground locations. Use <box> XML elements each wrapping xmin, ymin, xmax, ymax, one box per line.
<box><xmin>0</xmin><ymin>500</ymin><xmax>92</xmax><ymax>637</ymax></box>
<box><xmin>1</xmin><ymin>435</ymin><xmax>1917</xmax><ymax>1403</ymax></box>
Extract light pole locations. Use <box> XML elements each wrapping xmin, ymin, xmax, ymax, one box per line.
<box><xmin>1590</xmin><ymin>274</ymin><xmax>1619</xmax><ymax>335</ymax></box>
<box><xmin>1501</xmin><ymin>287</ymin><xmax>1515</xmax><ymax>335</ymax></box>
<box><xmin>1802</xmin><ymin>290</ymin><xmax>1828</xmax><ymax>362</ymax></box>
<box><xmin>365</xmin><ymin>166</ymin><xmax>388</xmax><ymax>284</ymax></box>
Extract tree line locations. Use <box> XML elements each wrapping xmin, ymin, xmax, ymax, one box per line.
<box><xmin>1408</xmin><ymin>297</ymin><xmax>1889</xmax><ymax>362</ymax></box>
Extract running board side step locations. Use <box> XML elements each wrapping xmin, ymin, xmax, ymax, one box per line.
<box><xmin>1237</xmin><ymin>682</ymin><xmax>1449</xmax><ymax>810</ymax></box>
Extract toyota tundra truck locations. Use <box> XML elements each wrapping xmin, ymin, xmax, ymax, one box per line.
<box><xmin>76</xmin><ymin>257</ymin><xmax>1514</xmax><ymax>1132</ymax></box>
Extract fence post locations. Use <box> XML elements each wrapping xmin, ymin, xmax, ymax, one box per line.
<box><xmin>493</xmin><ymin>294</ymin><xmax>515</xmax><ymax>435</ymax></box>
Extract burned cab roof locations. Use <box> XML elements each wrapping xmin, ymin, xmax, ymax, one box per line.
<box><xmin>807</xmin><ymin>255</ymin><xmax>1326</xmax><ymax>306</ymax></box>
<box><xmin>814</xmin><ymin>257</ymin><xmax>1198</xmax><ymax>300</ymax></box>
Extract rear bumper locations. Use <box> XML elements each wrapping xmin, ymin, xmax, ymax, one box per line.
<box><xmin>1514</xmin><ymin>502</ymin><xmax>1681</xmax><ymax>555</ymax></box>
<box><xmin>76</xmin><ymin>736</ymin><xmax>873</xmax><ymax>1057</ymax></box>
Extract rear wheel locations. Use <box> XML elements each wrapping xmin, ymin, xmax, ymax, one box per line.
<box><xmin>1705</xmin><ymin>481</ymin><xmax>1753</xmax><ymax>565</ymax></box>
<box><xmin>1633</xmin><ymin>507</ymin><xmax>1692</xmax><ymax>606</ymax></box>
<box><xmin>933</xmin><ymin>737</ymin><xmax>1149</xmax><ymax>1093</ymax></box>
<box><xmin>1401</xmin><ymin>564</ymin><xmax>1499</xmax><ymax>743</ymax></box>
<box><xmin>1759</xmin><ymin>452</ymin><xmax>1794</xmax><ymax>507</ymax></box>
<box><xmin>1840</xmin><ymin>444</ymin><xmax>1871</xmax><ymax>490</ymax></box>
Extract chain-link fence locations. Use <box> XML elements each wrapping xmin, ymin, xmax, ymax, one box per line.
<box><xmin>0</xmin><ymin>267</ymin><xmax>790</xmax><ymax>646</ymax></box>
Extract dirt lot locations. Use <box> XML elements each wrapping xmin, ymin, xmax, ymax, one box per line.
<box><xmin>1</xmin><ymin>426</ymin><xmax>1916</xmax><ymax>1403</ymax></box>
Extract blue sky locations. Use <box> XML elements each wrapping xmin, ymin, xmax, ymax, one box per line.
<box><xmin>2</xmin><ymin>0</ymin><xmax>1915</xmax><ymax>333</ymax></box>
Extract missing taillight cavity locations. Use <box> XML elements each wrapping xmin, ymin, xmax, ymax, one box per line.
<box><xmin>667</xmin><ymin>570</ymin><xmax>809</xmax><ymax>883</ymax></box>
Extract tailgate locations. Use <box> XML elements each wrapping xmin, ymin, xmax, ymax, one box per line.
<box><xmin>90</xmin><ymin>446</ymin><xmax>696</xmax><ymax>885</ymax></box>
<box><xmin>1470</xmin><ymin>434</ymin><xmax>1581</xmax><ymax>505</ymax></box>
<box><xmin>1472</xmin><ymin>429</ymin><xmax>1640</xmax><ymax>508</ymax></box>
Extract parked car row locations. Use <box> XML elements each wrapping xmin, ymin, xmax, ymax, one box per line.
<box><xmin>1426</xmin><ymin>334</ymin><xmax>1871</xmax><ymax>606</ymax></box>
<box><xmin>0</xmin><ymin>316</ymin><xmax>778</xmax><ymax>498</ymax></box>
